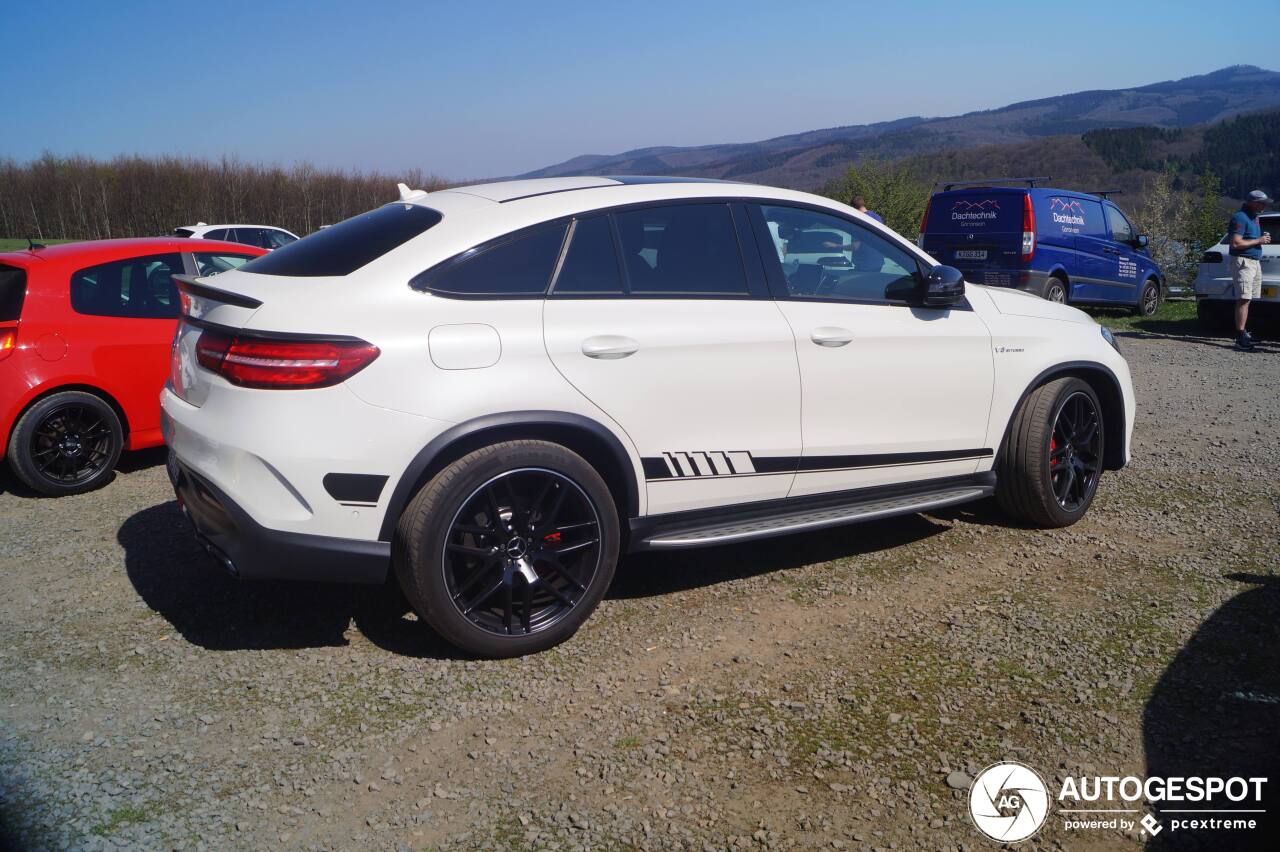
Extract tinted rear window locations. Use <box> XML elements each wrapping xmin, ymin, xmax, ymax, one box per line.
<box><xmin>172</xmin><ymin>228</ymin><xmax>195</xmax><ymax>238</ymax></box>
<box><xmin>614</xmin><ymin>203</ymin><xmax>748</xmax><ymax>295</ymax></box>
<box><xmin>241</xmin><ymin>204</ymin><xmax>442</xmax><ymax>277</ymax></box>
<box><xmin>0</xmin><ymin>264</ymin><xmax>27</xmax><ymax>321</ymax></box>
<box><xmin>413</xmin><ymin>224</ymin><xmax>567</xmax><ymax>297</ymax></box>
<box><xmin>552</xmin><ymin>215</ymin><xmax>623</xmax><ymax>294</ymax></box>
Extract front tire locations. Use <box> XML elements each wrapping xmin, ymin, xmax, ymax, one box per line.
<box><xmin>996</xmin><ymin>377</ymin><xmax>1104</xmax><ymax>528</ymax></box>
<box><xmin>7</xmin><ymin>391</ymin><xmax>123</xmax><ymax>496</ymax></box>
<box><xmin>393</xmin><ymin>440</ymin><xmax>620</xmax><ymax>658</ymax></box>
<box><xmin>1134</xmin><ymin>278</ymin><xmax>1160</xmax><ymax>316</ymax></box>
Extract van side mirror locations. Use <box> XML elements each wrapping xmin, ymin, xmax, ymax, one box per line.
<box><xmin>1136</xmin><ymin>234</ymin><xmax>1150</xmax><ymax>248</ymax></box>
<box><xmin>921</xmin><ymin>265</ymin><xmax>966</xmax><ymax>308</ymax></box>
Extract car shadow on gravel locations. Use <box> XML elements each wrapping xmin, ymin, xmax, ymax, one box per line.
<box><xmin>609</xmin><ymin>511</ymin><xmax>950</xmax><ymax>598</ymax></box>
<box><xmin>1143</xmin><ymin>572</ymin><xmax>1279</xmax><ymax>850</ymax></box>
<box><xmin>118</xmin><ymin>501</ymin><xmax>467</xmax><ymax>658</ymax></box>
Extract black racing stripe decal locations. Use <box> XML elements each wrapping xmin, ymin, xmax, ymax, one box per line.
<box><xmin>795</xmin><ymin>448</ymin><xmax>993</xmax><ymax>471</ymax></box>
<box><xmin>641</xmin><ymin>457</ymin><xmax>673</xmax><ymax>480</ymax></box>
<box><xmin>641</xmin><ymin>449</ymin><xmax>993</xmax><ymax>481</ymax></box>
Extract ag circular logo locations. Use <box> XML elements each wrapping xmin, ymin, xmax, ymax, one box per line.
<box><xmin>968</xmin><ymin>761</ymin><xmax>1049</xmax><ymax>842</ymax></box>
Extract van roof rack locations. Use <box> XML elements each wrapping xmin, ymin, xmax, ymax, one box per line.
<box><xmin>940</xmin><ymin>176</ymin><xmax>1051</xmax><ymax>191</ymax></box>
<box><xmin>1088</xmin><ymin>189</ymin><xmax>1123</xmax><ymax>199</ymax></box>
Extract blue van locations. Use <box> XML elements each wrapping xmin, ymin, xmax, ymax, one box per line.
<box><xmin>918</xmin><ymin>178</ymin><xmax>1164</xmax><ymax>315</ymax></box>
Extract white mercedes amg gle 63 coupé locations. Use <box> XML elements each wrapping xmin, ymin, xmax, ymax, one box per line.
<box><xmin>163</xmin><ymin>176</ymin><xmax>1134</xmax><ymax>656</ymax></box>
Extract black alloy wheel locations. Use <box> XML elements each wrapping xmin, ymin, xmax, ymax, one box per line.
<box><xmin>1048</xmin><ymin>391</ymin><xmax>1102</xmax><ymax>512</ymax></box>
<box><xmin>7</xmin><ymin>391</ymin><xmax>123</xmax><ymax>495</ymax></box>
<box><xmin>443</xmin><ymin>468</ymin><xmax>602</xmax><ymax>637</ymax></box>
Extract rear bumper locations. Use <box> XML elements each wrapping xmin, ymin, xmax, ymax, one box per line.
<box><xmin>168</xmin><ymin>454</ymin><xmax>389</xmax><ymax>584</ymax></box>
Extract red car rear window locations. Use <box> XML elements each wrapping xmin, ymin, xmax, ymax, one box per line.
<box><xmin>0</xmin><ymin>264</ymin><xmax>26</xmax><ymax>322</ymax></box>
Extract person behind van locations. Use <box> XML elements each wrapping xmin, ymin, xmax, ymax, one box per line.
<box><xmin>851</xmin><ymin>196</ymin><xmax>884</xmax><ymax>224</ymax></box>
<box><xmin>1228</xmin><ymin>189</ymin><xmax>1272</xmax><ymax>351</ymax></box>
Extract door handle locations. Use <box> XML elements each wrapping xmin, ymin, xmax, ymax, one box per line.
<box><xmin>810</xmin><ymin>326</ymin><xmax>854</xmax><ymax>347</ymax></box>
<box><xmin>581</xmin><ymin>335</ymin><xmax>639</xmax><ymax>359</ymax></box>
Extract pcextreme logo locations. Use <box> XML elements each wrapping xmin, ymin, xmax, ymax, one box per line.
<box><xmin>964</xmin><ymin>760</ymin><xmax>1269</xmax><ymax>844</ymax></box>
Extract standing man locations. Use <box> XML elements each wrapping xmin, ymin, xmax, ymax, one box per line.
<box><xmin>851</xmin><ymin>195</ymin><xmax>884</xmax><ymax>225</ymax></box>
<box><xmin>1228</xmin><ymin>189</ymin><xmax>1272</xmax><ymax>351</ymax></box>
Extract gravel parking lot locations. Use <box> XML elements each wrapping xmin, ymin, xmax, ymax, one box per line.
<box><xmin>1</xmin><ymin>324</ymin><xmax>1277</xmax><ymax>851</ymax></box>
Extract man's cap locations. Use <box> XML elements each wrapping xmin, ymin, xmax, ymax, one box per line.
<box><xmin>1246</xmin><ymin>189</ymin><xmax>1272</xmax><ymax>204</ymax></box>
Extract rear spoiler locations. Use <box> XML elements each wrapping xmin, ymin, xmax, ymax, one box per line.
<box><xmin>939</xmin><ymin>176</ymin><xmax>1051</xmax><ymax>191</ymax></box>
<box><xmin>173</xmin><ymin>274</ymin><xmax>262</xmax><ymax>310</ymax></box>
<box><xmin>1087</xmin><ymin>189</ymin><xmax>1123</xmax><ymax>199</ymax></box>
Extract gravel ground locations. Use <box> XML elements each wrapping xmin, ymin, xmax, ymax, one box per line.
<box><xmin>1</xmin><ymin>327</ymin><xmax>1277</xmax><ymax>851</ymax></box>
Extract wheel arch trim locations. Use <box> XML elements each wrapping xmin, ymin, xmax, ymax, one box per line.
<box><xmin>3</xmin><ymin>381</ymin><xmax>131</xmax><ymax>458</ymax></box>
<box><xmin>996</xmin><ymin>360</ymin><xmax>1128</xmax><ymax>471</ymax></box>
<box><xmin>377</xmin><ymin>410</ymin><xmax>642</xmax><ymax>542</ymax></box>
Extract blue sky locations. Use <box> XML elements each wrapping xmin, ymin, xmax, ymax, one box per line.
<box><xmin>1</xmin><ymin>0</ymin><xmax>1270</xmax><ymax>180</ymax></box>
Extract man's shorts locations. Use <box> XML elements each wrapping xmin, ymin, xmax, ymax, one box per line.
<box><xmin>1230</xmin><ymin>256</ymin><xmax>1262</xmax><ymax>300</ymax></box>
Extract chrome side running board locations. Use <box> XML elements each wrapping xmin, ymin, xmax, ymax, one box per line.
<box><xmin>641</xmin><ymin>485</ymin><xmax>991</xmax><ymax>549</ymax></box>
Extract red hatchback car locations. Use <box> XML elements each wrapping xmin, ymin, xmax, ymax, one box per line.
<box><xmin>0</xmin><ymin>238</ymin><xmax>267</xmax><ymax>495</ymax></box>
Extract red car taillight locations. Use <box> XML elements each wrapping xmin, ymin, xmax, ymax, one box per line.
<box><xmin>194</xmin><ymin>328</ymin><xmax>379</xmax><ymax>389</ymax></box>
<box><xmin>1021</xmin><ymin>193</ymin><xmax>1036</xmax><ymax>262</ymax></box>
<box><xmin>0</xmin><ymin>327</ymin><xmax>15</xmax><ymax>361</ymax></box>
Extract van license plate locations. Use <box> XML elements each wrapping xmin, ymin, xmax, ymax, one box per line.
<box><xmin>1263</xmin><ymin>285</ymin><xmax>1277</xmax><ymax>298</ymax></box>
<box><xmin>955</xmin><ymin>249</ymin><xmax>987</xmax><ymax>260</ymax></box>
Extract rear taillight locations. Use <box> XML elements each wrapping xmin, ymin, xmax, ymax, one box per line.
<box><xmin>1021</xmin><ymin>193</ymin><xmax>1036</xmax><ymax>261</ymax></box>
<box><xmin>194</xmin><ymin>328</ymin><xmax>379</xmax><ymax>389</ymax></box>
<box><xmin>0</xmin><ymin>327</ymin><xmax>15</xmax><ymax>361</ymax></box>
<box><xmin>1200</xmin><ymin>251</ymin><xmax>1223</xmax><ymax>264</ymax></box>
<box><xmin>917</xmin><ymin>199</ymin><xmax>932</xmax><ymax>248</ymax></box>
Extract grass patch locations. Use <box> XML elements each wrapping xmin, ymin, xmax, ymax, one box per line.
<box><xmin>614</xmin><ymin>735</ymin><xmax>643</xmax><ymax>749</ymax></box>
<box><xmin>0</xmin><ymin>237</ymin><xmax>79</xmax><ymax>252</ymax></box>
<box><xmin>89</xmin><ymin>805</ymin><xmax>151</xmax><ymax>837</ymax></box>
<box><xmin>1084</xmin><ymin>298</ymin><xmax>1197</xmax><ymax>334</ymax></box>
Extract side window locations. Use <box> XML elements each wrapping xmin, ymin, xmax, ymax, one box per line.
<box><xmin>70</xmin><ymin>253</ymin><xmax>183</xmax><ymax>318</ymax></box>
<box><xmin>414</xmin><ymin>224</ymin><xmax>567</xmax><ymax>297</ymax></box>
<box><xmin>551</xmin><ymin>215</ymin><xmax>623</xmax><ymax>295</ymax></box>
<box><xmin>758</xmin><ymin>205</ymin><xmax>920</xmax><ymax>303</ymax></box>
<box><xmin>204</xmin><ymin>228</ymin><xmax>227</xmax><ymax>241</ymax></box>
<box><xmin>613</xmin><ymin>204</ymin><xmax>748</xmax><ymax>295</ymax></box>
<box><xmin>265</xmin><ymin>230</ymin><xmax>297</xmax><ymax>249</ymax></box>
<box><xmin>1105</xmin><ymin>205</ymin><xmax>1134</xmax><ymax>243</ymax></box>
<box><xmin>192</xmin><ymin>253</ymin><xmax>256</xmax><ymax>276</ymax></box>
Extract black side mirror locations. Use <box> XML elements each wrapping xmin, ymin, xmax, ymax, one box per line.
<box><xmin>1135</xmin><ymin>234</ymin><xmax>1150</xmax><ymax>248</ymax></box>
<box><xmin>921</xmin><ymin>265</ymin><xmax>966</xmax><ymax>308</ymax></box>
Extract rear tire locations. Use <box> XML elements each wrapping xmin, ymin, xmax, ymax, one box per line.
<box><xmin>1134</xmin><ymin>278</ymin><xmax>1161</xmax><ymax>316</ymax></box>
<box><xmin>393</xmin><ymin>440</ymin><xmax>619</xmax><ymax>658</ymax></box>
<box><xmin>996</xmin><ymin>377</ymin><xmax>1104</xmax><ymax>528</ymax></box>
<box><xmin>1197</xmin><ymin>299</ymin><xmax>1233</xmax><ymax>335</ymax></box>
<box><xmin>7</xmin><ymin>391</ymin><xmax>123</xmax><ymax>496</ymax></box>
<box><xmin>1043</xmin><ymin>276</ymin><xmax>1067</xmax><ymax>304</ymax></box>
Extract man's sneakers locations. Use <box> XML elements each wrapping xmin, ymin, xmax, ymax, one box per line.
<box><xmin>1235</xmin><ymin>331</ymin><xmax>1256</xmax><ymax>351</ymax></box>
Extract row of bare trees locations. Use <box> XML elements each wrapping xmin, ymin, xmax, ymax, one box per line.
<box><xmin>0</xmin><ymin>154</ymin><xmax>450</xmax><ymax>241</ymax></box>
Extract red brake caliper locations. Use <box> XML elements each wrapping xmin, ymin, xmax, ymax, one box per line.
<box><xmin>543</xmin><ymin>531</ymin><xmax>562</xmax><ymax>545</ymax></box>
<box><xmin>1049</xmin><ymin>436</ymin><xmax>1057</xmax><ymax>468</ymax></box>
